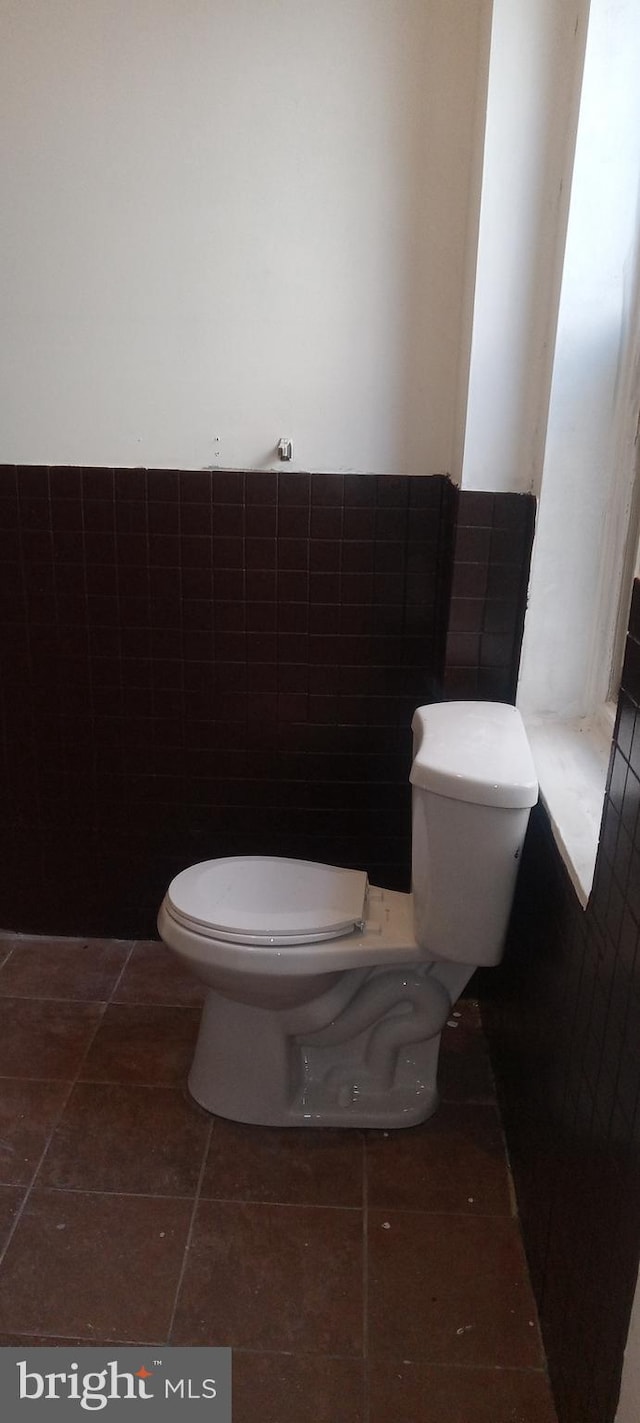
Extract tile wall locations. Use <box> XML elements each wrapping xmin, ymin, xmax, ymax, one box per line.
<box><xmin>443</xmin><ymin>489</ymin><xmax>535</xmax><ymax>703</ymax></box>
<box><xmin>0</xmin><ymin>468</ymin><xmax>443</xmax><ymax>935</ymax></box>
<box><xmin>0</xmin><ymin>467</ymin><xmax>534</xmax><ymax>937</ymax></box>
<box><xmin>484</xmin><ymin>581</ymin><xmax>640</xmax><ymax>1423</ymax></box>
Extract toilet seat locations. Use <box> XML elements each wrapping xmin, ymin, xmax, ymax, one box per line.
<box><xmin>166</xmin><ymin>856</ymin><xmax>369</xmax><ymax>947</ymax></box>
<box><xmin>159</xmin><ymin>879</ymin><xmax>420</xmax><ymax>981</ymax></box>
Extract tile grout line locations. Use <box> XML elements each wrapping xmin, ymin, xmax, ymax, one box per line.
<box><xmin>0</xmin><ymin>936</ymin><xmax>135</xmax><ymax>946</ymax></box>
<box><xmin>26</xmin><ymin>1186</ymin><xmax>363</xmax><ymax>1209</ymax></box>
<box><xmin>165</xmin><ymin>1116</ymin><xmax>215</xmax><ymax>1345</ymax></box>
<box><xmin>0</xmin><ymin>958</ymin><xmax>137</xmax><ymax>1275</ymax></box>
<box><xmin>362</xmin><ymin>1133</ymin><xmax>370</xmax><ymax>1423</ymax></box>
<box><xmin>0</xmin><ymin>1074</ymin><xmax>200</xmax><ymax>1087</ymax></box>
<box><xmin>0</xmin><ymin>1331</ymin><xmax>167</xmax><ymax>1347</ymax></box>
<box><xmin>0</xmin><ymin>1327</ymin><xmax>552</xmax><ymax>1374</ymax></box>
<box><xmin>0</xmin><ymin>995</ymin><xmax>204</xmax><ymax>1007</ymax></box>
<box><xmin>0</xmin><ymin>1074</ymin><xmax>88</xmax><ymax>1273</ymax></box>
<box><xmin>362</xmin><ymin>1203</ymin><xmax>516</xmax><ymax>1220</ymax></box>
<box><xmin>0</xmin><ymin>938</ymin><xmax>137</xmax><ymax>1009</ymax></box>
<box><xmin>66</xmin><ymin>940</ymin><xmax>138</xmax><ymax>1092</ymax></box>
<box><xmin>107</xmin><ymin>941</ymin><xmax>137</xmax><ymax>1005</ymax></box>
<box><xmin>217</xmin><ymin>1347</ymin><xmax>548</xmax><ymax>1370</ymax></box>
<box><xmin>0</xmin><ymin>941</ymin><xmax>138</xmax><ymax>1271</ymax></box>
<box><xmin>0</xmin><ymin>938</ymin><xmax>209</xmax><ymax>1338</ymax></box>
<box><xmin>0</xmin><ymin>1162</ymin><xmax>59</xmax><ymax>1275</ymax></box>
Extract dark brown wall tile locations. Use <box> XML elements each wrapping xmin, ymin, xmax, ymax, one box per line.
<box><xmin>1</xmin><ymin>467</ymin><xmax>473</xmax><ymax>935</ymax></box>
<box><xmin>444</xmin><ymin>488</ymin><xmax>535</xmax><ymax>702</ymax></box>
<box><xmin>1</xmin><ymin>468</ymin><xmax>534</xmax><ymax>939</ymax></box>
<box><xmin>484</xmin><ymin>578</ymin><xmax>640</xmax><ymax>1423</ymax></box>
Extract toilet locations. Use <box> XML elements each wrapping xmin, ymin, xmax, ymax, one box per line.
<box><xmin>157</xmin><ymin>701</ymin><xmax>538</xmax><ymax>1128</ymax></box>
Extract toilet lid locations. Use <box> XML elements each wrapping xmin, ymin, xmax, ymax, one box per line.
<box><xmin>166</xmin><ymin>856</ymin><xmax>369</xmax><ymax>946</ymax></box>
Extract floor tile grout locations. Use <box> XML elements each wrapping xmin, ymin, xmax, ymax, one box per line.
<box><xmin>23</xmin><ymin>1186</ymin><xmax>209</xmax><ymax>1203</ymax></box>
<box><xmin>0</xmin><ymin>995</ymin><xmax>114</xmax><ymax>1004</ymax></box>
<box><xmin>361</xmin><ymin>1204</ymin><xmax>521</xmax><ymax>1221</ymax></box>
<box><xmin>0</xmin><ymin>1334</ymin><xmax>168</xmax><ymax>1346</ymax></box>
<box><xmin>1</xmin><ymin>1175</ymin><xmax>513</xmax><ymax>1217</ymax></box>
<box><xmin>0</xmin><ymin>995</ymin><xmax>202</xmax><ymax>1006</ymax></box>
<box><xmin>95</xmin><ymin>938</ymin><xmax>134</xmax><ymax>1006</ymax></box>
<box><xmin>22</xmin><ymin>1186</ymin><xmax>365</xmax><ymax>1209</ymax></box>
<box><xmin>8</xmin><ymin>1080</ymin><xmax>204</xmax><ymax>1094</ymax></box>
<box><xmin>0</xmin><ymin>936</ymin><xmax>135</xmax><ymax>944</ymax></box>
<box><xmin>166</xmin><ymin>1117</ymin><xmax>215</xmax><ymax>1344</ymax></box>
<box><xmin>0</xmin><ymin>971</ymin><xmax>120</xmax><ymax>1273</ymax></box>
<box><xmin>0</xmin><ymin>1074</ymin><xmax>85</xmax><ymax>1085</ymax></box>
<box><xmin>0</xmin><ymin>950</ymin><xmax>141</xmax><ymax>1275</ymax></box>
<box><xmin>229</xmin><ymin>1348</ymin><xmax>551</xmax><ymax>1372</ymax></box>
<box><xmin>0</xmin><ymin>1326</ymin><xmax>551</xmax><ymax>1374</ymax></box>
<box><xmin>0</xmin><ymin>1084</ymin><xmax>82</xmax><ymax>1270</ymax></box>
<box><xmin>230</xmin><ymin>1347</ymin><xmax>360</xmax><ymax>1358</ymax></box>
<box><xmin>86</xmin><ymin>1002</ymin><xmax>203</xmax><ymax>1017</ymax></box>
<box><xmin>197</xmin><ymin>1197</ymin><xmax>363</xmax><ymax>1211</ymax></box>
<box><xmin>350</xmin><ymin>1356</ymin><xmax>551</xmax><ymax>1374</ymax></box>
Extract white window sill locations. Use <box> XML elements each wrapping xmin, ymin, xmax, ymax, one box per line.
<box><xmin>522</xmin><ymin>706</ymin><xmax>615</xmax><ymax>908</ymax></box>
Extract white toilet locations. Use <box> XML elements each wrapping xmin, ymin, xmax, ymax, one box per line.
<box><xmin>157</xmin><ymin>701</ymin><xmax>538</xmax><ymax>1128</ymax></box>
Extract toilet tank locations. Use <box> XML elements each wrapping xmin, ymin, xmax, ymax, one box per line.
<box><xmin>410</xmin><ymin>702</ymin><xmax>538</xmax><ymax>966</ymax></box>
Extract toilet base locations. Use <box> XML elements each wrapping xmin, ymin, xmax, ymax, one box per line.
<box><xmin>189</xmin><ymin>1065</ymin><xmax>440</xmax><ymax>1129</ymax></box>
<box><xmin>187</xmin><ymin>961</ymin><xmax>472</xmax><ymax>1128</ymax></box>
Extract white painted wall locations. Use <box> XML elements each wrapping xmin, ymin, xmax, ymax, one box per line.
<box><xmin>461</xmin><ymin>0</ymin><xmax>589</xmax><ymax>495</ymax></box>
<box><xmin>518</xmin><ymin>0</ymin><xmax>640</xmax><ymax>719</ymax></box>
<box><xmin>0</xmin><ymin>0</ymin><xmax>488</xmax><ymax>474</ymax></box>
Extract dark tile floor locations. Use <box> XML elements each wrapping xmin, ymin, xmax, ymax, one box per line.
<box><xmin>0</xmin><ymin>934</ymin><xmax>557</xmax><ymax>1422</ymax></box>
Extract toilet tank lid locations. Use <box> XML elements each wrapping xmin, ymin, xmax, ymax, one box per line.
<box><xmin>410</xmin><ymin>702</ymin><xmax>538</xmax><ymax>809</ymax></box>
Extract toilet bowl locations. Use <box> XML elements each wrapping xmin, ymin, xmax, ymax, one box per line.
<box><xmin>158</xmin><ymin>701</ymin><xmax>538</xmax><ymax>1128</ymax></box>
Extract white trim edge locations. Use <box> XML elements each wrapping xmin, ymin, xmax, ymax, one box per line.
<box><xmin>523</xmin><ymin>711</ymin><xmax>614</xmax><ymax>907</ymax></box>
